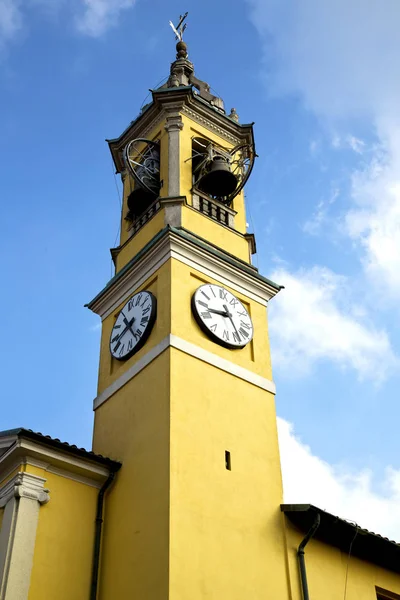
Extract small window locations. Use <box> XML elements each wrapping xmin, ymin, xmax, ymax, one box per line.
<box><xmin>225</xmin><ymin>450</ymin><xmax>231</xmax><ymax>471</ymax></box>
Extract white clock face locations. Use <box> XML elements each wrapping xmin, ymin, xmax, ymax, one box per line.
<box><xmin>110</xmin><ymin>291</ymin><xmax>156</xmax><ymax>360</ymax></box>
<box><xmin>192</xmin><ymin>284</ymin><xmax>253</xmax><ymax>349</ymax></box>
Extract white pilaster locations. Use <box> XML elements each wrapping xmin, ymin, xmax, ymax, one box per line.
<box><xmin>0</xmin><ymin>472</ymin><xmax>50</xmax><ymax>600</ymax></box>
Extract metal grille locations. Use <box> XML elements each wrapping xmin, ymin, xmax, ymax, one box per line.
<box><xmin>128</xmin><ymin>199</ymin><xmax>161</xmax><ymax>235</ymax></box>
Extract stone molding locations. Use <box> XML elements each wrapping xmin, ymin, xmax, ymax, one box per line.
<box><xmin>181</xmin><ymin>105</ymin><xmax>240</xmax><ymax>146</ymax></box>
<box><xmin>89</xmin><ymin>228</ymin><xmax>279</xmax><ymax>321</ymax></box>
<box><xmin>93</xmin><ymin>334</ymin><xmax>275</xmax><ymax>411</ymax></box>
<box><xmin>164</xmin><ymin>115</ymin><xmax>184</xmax><ymax>132</ymax></box>
<box><xmin>0</xmin><ymin>472</ymin><xmax>50</xmax><ymax>600</ymax></box>
<box><xmin>108</xmin><ymin>88</ymin><xmax>252</xmax><ymax>173</ymax></box>
<box><xmin>0</xmin><ymin>472</ymin><xmax>49</xmax><ymax>509</ymax></box>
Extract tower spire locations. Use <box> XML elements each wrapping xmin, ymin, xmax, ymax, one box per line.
<box><xmin>166</xmin><ymin>12</ymin><xmax>225</xmax><ymax>112</ymax></box>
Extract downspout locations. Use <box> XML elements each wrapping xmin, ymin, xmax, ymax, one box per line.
<box><xmin>297</xmin><ymin>512</ymin><xmax>320</xmax><ymax>600</ymax></box>
<box><xmin>90</xmin><ymin>469</ymin><xmax>119</xmax><ymax>600</ymax></box>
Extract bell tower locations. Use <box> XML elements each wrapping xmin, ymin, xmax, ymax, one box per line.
<box><xmin>88</xmin><ymin>16</ymin><xmax>288</xmax><ymax>600</ymax></box>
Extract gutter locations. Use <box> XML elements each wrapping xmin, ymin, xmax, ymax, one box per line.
<box><xmin>297</xmin><ymin>512</ymin><xmax>321</xmax><ymax>600</ymax></box>
<box><xmin>90</xmin><ymin>466</ymin><xmax>121</xmax><ymax>600</ymax></box>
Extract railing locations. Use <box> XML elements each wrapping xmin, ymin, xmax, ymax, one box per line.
<box><xmin>127</xmin><ymin>199</ymin><xmax>161</xmax><ymax>236</ymax></box>
<box><xmin>192</xmin><ymin>191</ymin><xmax>236</xmax><ymax>229</ymax></box>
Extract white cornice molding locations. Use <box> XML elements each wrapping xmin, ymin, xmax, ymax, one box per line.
<box><xmin>94</xmin><ymin>334</ymin><xmax>275</xmax><ymax>411</ymax></box>
<box><xmin>90</xmin><ymin>229</ymin><xmax>279</xmax><ymax>321</ymax></box>
<box><xmin>0</xmin><ymin>472</ymin><xmax>49</xmax><ymax>509</ymax></box>
<box><xmin>0</xmin><ymin>439</ymin><xmax>111</xmax><ymax>491</ymax></box>
<box><xmin>181</xmin><ymin>105</ymin><xmax>240</xmax><ymax>145</ymax></box>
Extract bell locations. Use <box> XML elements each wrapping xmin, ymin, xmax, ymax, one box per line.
<box><xmin>197</xmin><ymin>156</ymin><xmax>238</xmax><ymax>198</ymax></box>
<box><xmin>127</xmin><ymin>186</ymin><xmax>157</xmax><ymax>219</ymax></box>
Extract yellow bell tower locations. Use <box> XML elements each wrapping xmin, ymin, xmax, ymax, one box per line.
<box><xmin>88</xmin><ymin>18</ymin><xmax>287</xmax><ymax>599</ymax></box>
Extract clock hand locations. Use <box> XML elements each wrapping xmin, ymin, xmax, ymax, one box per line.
<box><xmin>122</xmin><ymin>315</ymin><xmax>136</xmax><ymax>334</ymax></box>
<box><xmin>112</xmin><ymin>317</ymin><xmax>136</xmax><ymax>345</ymax></box>
<box><xmin>223</xmin><ymin>304</ymin><xmax>240</xmax><ymax>338</ymax></box>
<box><xmin>208</xmin><ymin>308</ymin><xmax>230</xmax><ymax>317</ymax></box>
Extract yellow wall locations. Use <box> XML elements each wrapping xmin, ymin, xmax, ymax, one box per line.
<box><xmin>170</xmin><ymin>259</ymin><xmax>273</xmax><ymax>380</ymax></box>
<box><xmin>97</xmin><ymin>260</ymin><xmax>171</xmax><ymax>395</ymax></box>
<box><xmin>169</xmin><ymin>348</ymin><xmax>287</xmax><ymax>599</ymax></box>
<box><xmin>93</xmin><ymin>252</ymin><xmax>281</xmax><ymax>598</ymax></box>
<box><xmin>181</xmin><ymin>204</ymin><xmax>251</xmax><ymax>262</ymax></box>
<box><xmin>115</xmin><ymin>208</ymin><xmax>165</xmax><ymax>273</ymax></box>
<box><xmin>27</xmin><ymin>466</ymin><xmax>98</xmax><ymax>600</ymax></box>
<box><xmin>92</xmin><ymin>351</ymin><xmax>171</xmax><ymax>600</ymax></box>
<box><xmin>284</xmin><ymin>518</ymin><xmax>400</xmax><ymax>600</ymax></box>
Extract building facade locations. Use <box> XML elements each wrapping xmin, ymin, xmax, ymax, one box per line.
<box><xmin>0</xmin><ymin>29</ymin><xmax>400</xmax><ymax>600</ymax></box>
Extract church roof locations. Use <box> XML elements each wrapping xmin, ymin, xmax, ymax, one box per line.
<box><xmin>0</xmin><ymin>428</ymin><xmax>120</xmax><ymax>469</ymax></box>
<box><xmin>282</xmin><ymin>503</ymin><xmax>400</xmax><ymax>573</ymax></box>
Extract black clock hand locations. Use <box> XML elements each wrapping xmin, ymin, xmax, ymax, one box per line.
<box><xmin>208</xmin><ymin>308</ymin><xmax>230</xmax><ymax>317</ymax></box>
<box><xmin>223</xmin><ymin>304</ymin><xmax>240</xmax><ymax>338</ymax></box>
<box><xmin>112</xmin><ymin>317</ymin><xmax>136</xmax><ymax>346</ymax></box>
<box><xmin>122</xmin><ymin>315</ymin><xmax>136</xmax><ymax>335</ymax></box>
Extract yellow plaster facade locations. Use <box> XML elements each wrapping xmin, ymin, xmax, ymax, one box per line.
<box><xmin>28</xmin><ymin>469</ymin><xmax>98</xmax><ymax>600</ymax></box>
<box><xmin>284</xmin><ymin>521</ymin><xmax>400</xmax><ymax>600</ymax></box>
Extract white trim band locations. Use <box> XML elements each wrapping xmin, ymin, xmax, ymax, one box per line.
<box><xmin>94</xmin><ymin>334</ymin><xmax>275</xmax><ymax>410</ymax></box>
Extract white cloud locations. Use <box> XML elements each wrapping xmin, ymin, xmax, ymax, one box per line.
<box><xmin>0</xmin><ymin>0</ymin><xmax>136</xmax><ymax>45</ymax></box>
<box><xmin>279</xmin><ymin>417</ymin><xmax>400</xmax><ymax>540</ymax></box>
<box><xmin>0</xmin><ymin>0</ymin><xmax>23</xmax><ymax>44</ymax></box>
<box><xmin>303</xmin><ymin>187</ymin><xmax>339</xmax><ymax>235</ymax></box>
<box><xmin>345</xmin><ymin>129</ymin><xmax>400</xmax><ymax>300</ymax></box>
<box><xmin>268</xmin><ymin>266</ymin><xmax>397</xmax><ymax>380</ymax></box>
<box><xmin>248</xmin><ymin>0</ymin><xmax>400</xmax><ymax>301</ymax></box>
<box><xmin>347</xmin><ymin>135</ymin><xmax>365</xmax><ymax>155</ymax></box>
<box><xmin>76</xmin><ymin>0</ymin><xmax>136</xmax><ymax>37</ymax></box>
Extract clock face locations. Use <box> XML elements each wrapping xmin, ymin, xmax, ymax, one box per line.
<box><xmin>110</xmin><ymin>291</ymin><xmax>157</xmax><ymax>361</ymax></box>
<box><xmin>191</xmin><ymin>284</ymin><xmax>253</xmax><ymax>349</ymax></box>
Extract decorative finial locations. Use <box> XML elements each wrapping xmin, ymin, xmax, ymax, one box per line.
<box><xmin>169</xmin><ymin>12</ymin><xmax>189</xmax><ymax>59</ymax></box>
<box><xmin>229</xmin><ymin>108</ymin><xmax>239</xmax><ymax>122</ymax></box>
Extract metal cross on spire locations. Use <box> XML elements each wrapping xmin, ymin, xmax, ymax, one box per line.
<box><xmin>169</xmin><ymin>12</ymin><xmax>188</xmax><ymax>42</ymax></box>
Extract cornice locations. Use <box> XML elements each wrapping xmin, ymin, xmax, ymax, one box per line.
<box><xmin>0</xmin><ymin>439</ymin><xmax>112</xmax><ymax>489</ymax></box>
<box><xmin>107</xmin><ymin>87</ymin><xmax>253</xmax><ymax>172</ymax></box>
<box><xmin>87</xmin><ymin>226</ymin><xmax>282</xmax><ymax>320</ymax></box>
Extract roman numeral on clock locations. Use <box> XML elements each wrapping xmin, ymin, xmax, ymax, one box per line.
<box><xmin>233</xmin><ymin>331</ymin><xmax>241</xmax><ymax>344</ymax></box>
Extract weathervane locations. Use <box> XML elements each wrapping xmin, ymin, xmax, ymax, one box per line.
<box><xmin>169</xmin><ymin>12</ymin><xmax>188</xmax><ymax>42</ymax></box>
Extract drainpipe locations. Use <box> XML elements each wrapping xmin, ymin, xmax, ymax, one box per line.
<box><xmin>297</xmin><ymin>512</ymin><xmax>321</xmax><ymax>600</ymax></box>
<box><xmin>90</xmin><ymin>469</ymin><xmax>119</xmax><ymax>600</ymax></box>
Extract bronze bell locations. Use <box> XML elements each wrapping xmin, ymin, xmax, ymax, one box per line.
<box><xmin>127</xmin><ymin>186</ymin><xmax>157</xmax><ymax>219</ymax></box>
<box><xmin>197</xmin><ymin>155</ymin><xmax>238</xmax><ymax>198</ymax></box>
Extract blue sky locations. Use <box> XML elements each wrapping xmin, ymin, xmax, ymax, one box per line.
<box><xmin>1</xmin><ymin>0</ymin><xmax>400</xmax><ymax>537</ymax></box>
